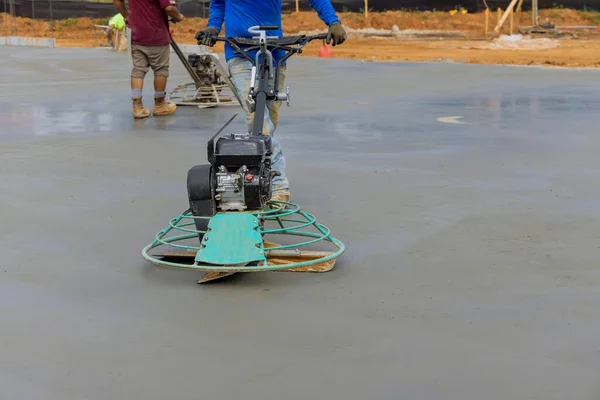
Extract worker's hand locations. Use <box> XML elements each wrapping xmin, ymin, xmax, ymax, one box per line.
<box><xmin>195</xmin><ymin>26</ymin><xmax>219</xmax><ymax>46</ymax></box>
<box><xmin>169</xmin><ymin>13</ymin><xmax>184</xmax><ymax>23</ymax></box>
<box><xmin>326</xmin><ymin>21</ymin><xmax>346</xmax><ymax>46</ymax></box>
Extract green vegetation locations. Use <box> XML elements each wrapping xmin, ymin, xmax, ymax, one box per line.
<box><xmin>579</xmin><ymin>8</ymin><xmax>600</xmax><ymax>24</ymax></box>
<box><xmin>63</xmin><ymin>18</ymin><xmax>78</xmax><ymax>26</ymax></box>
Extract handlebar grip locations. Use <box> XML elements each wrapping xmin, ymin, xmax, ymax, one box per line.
<box><xmin>258</xmin><ymin>25</ymin><xmax>279</xmax><ymax>31</ymax></box>
<box><xmin>304</xmin><ymin>33</ymin><xmax>328</xmax><ymax>43</ymax></box>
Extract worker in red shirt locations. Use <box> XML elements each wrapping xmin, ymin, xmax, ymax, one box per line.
<box><xmin>113</xmin><ymin>0</ymin><xmax>184</xmax><ymax>119</ymax></box>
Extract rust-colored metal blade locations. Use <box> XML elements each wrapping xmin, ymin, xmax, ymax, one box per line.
<box><xmin>150</xmin><ymin>241</ymin><xmax>337</xmax><ymax>274</ymax></box>
<box><xmin>268</xmin><ymin>257</ymin><xmax>336</xmax><ymax>272</ymax></box>
<box><xmin>263</xmin><ymin>240</ymin><xmax>337</xmax><ymax>272</ymax></box>
<box><xmin>197</xmin><ymin>271</ymin><xmax>237</xmax><ymax>283</ymax></box>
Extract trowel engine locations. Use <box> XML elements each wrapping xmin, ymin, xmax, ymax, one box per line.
<box><xmin>211</xmin><ymin>132</ymin><xmax>274</xmax><ymax>212</ymax></box>
<box><xmin>187</xmin><ymin>122</ymin><xmax>278</xmax><ymax>235</ymax></box>
<box><xmin>187</xmin><ymin>53</ymin><xmax>226</xmax><ymax>87</ymax></box>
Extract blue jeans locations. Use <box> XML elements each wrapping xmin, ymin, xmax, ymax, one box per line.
<box><xmin>227</xmin><ymin>56</ymin><xmax>289</xmax><ymax>193</ymax></box>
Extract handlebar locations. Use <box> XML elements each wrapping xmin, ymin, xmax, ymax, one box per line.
<box><xmin>216</xmin><ymin>33</ymin><xmax>328</xmax><ymax>50</ymax></box>
<box><xmin>203</xmin><ymin>30</ymin><xmax>328</xmax><ymax>68</ymax></box>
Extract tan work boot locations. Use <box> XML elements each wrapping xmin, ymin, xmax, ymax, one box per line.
<box><xmin>270</xmin><ymin>188</ymin><xmax>291</xmax><ymax>209</ymax></box>
<box><xmin>153</xmin><ymin>96</ymin><xmax>177</xmax><ymax>116</ymax></box>
<box><xmin>132</xmin><ymin>97</ymin><xmax>150</xmax><ymax>119</ymax></box>
<box><xmin>271</xmin><ymin>191</ymin><xmax>290</xmax><ymax>202</ymax></box>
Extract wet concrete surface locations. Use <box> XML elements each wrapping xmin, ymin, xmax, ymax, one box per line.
<box><xmin>2</xmin><ymin>47</ymin><xmax>600</xmax><ymax>399</ymax></box>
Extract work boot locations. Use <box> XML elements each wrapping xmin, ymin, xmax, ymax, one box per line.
<box><xmin>270</xmin><ymin>187</ymin><xmax>291</xmax><ymax>209</ymax></box>
<box><xmin>153</xmin><ymin>96</ymin><xmax>177</xmax><ymax>116</ymax></box>
<box><xmin>132</xmin><ymin>97</ymin><xmax>150</xmax><ymax>119</ymax></box>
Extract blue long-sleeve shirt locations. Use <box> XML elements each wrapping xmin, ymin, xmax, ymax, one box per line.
<box><xmin>207</xmin><ymin>0</ymin><xmax>340</xmax><ymax>64</ymax></box>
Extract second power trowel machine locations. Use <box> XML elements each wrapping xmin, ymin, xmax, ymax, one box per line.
<box><xmin>142</xmin><ymin>26</ymin><xmax>345</xmax><ymax>283</ymax></box>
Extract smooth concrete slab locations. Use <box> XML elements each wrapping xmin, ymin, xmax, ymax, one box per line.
<box><xmin>1</xmin><ymin>47</ymin><xmax>600</xmax><ymax>400</ymax></box>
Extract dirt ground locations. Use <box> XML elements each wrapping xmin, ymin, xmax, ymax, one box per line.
<box><xmin>2</xmin><ymin>9</ymin><xmax>600</xmax><ymax>68</ymax></box>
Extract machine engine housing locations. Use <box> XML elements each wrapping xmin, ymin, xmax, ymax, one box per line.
<box><xmin>213</xmin><ymin>134</ymin><xmax>273</xmax><ymax>211</ymax></box>
<box><xmin>187</xmin><ymin>132</ymin><xmax>275</xmax><ymax>239</ymax></box>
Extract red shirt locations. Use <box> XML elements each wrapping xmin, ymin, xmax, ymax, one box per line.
<box><xmin>128</xmin><ymin>0</ymin><xmax>173</xmax><ymax>46</ymax></box>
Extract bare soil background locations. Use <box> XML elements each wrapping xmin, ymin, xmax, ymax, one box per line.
<box><xmin>2</xmin><ymin>9</ymin><xmax>600</xmax><ymax>67</ymax></box>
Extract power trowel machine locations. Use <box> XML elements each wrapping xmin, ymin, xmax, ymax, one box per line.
<box><xmin>167</xmin><ymin>34</ymin><xmax>242</xmax><ymax>108</ymax></box>
<box><xmin>142</xmin><ymin>26</ymin><xmax>345</xmax><ymax>283</ymax></box>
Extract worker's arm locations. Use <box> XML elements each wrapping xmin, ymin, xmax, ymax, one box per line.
<box><xmin>164</xmin><ymin>6</ymin><xmax>184</xmax><ymax>22</ymax></box>
<box><xmin>160</xmin><ymin>0</ymin><xmax>184</xmax><ymax>22</ymax></box>
<box><xmin>113</xmin><ymin>0</ymin><xmax>128</xmax><ymax>21</ymax></box>
<box><xmin>194</xmin><ymin>0</ymin><xmax>222</xmax><ymax>46</ymax></box>
<box><xmin>207</xmin><ymin>0</ymin><xmax>225</xmax><ymax>32</ymax></box>
<box><xmin>308</xmin><ymin>0</ymin><xmax>339</xmax><ymax>26</ymax></box>
<box><xmin>308</xmin><ymin>0</ymin><xmax>346</xmax><ymax>45</ymax></box>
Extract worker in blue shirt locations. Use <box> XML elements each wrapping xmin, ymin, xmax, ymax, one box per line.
<box><xmin>195</xmin><ymin>0</ymin><xmax>347</xmax><ymax>203</ymax></box>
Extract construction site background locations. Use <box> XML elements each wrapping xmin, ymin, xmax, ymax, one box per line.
<box><xmin>2</xmin><ymin>7</ymin><xmax>600</xmax><ymax>68</ymax></box>
<box><xmin>3</xmin><ymin>0</ymin><xmax>597</xmax><ymax>19</ymax></box>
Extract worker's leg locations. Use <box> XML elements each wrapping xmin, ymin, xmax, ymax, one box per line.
<box><xmin>114</xmin><ymin>28</ymin><xmax>125</xmax><ymax>51</ymax></box>
<box><xmin>265</xmin><ymin>64</ymin><xmax>289</xmax><ymax>199</ymax></box>
<box><xmin>130</xmin><ymin>43</ymin><xmax>150</xmax><ymax>119</ymax></box>
<box><xmin>227</xmin><ymin>57</ymin><xmax>289</xmax><ymax>199</ymax></box>
<box><xmin>107</xmin><ymin>25</ymin><xmax>114</xmax><ymax>46</ymax></box>
<box><xmin>227</xmin><ymin>57</ymin><xmax>257</xmax><ymax>132</ymax></box>
<box><xmin>148</xmin><ymin>44</ymin><xmax>176</xmax><ymax>116</ymax></box>
<box><xmin>266</xmin><ymin>64</ymin><xmax>287</xmax><ymax>131</ymax></box>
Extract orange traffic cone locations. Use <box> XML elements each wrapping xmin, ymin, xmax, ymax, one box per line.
<box><xmin>318</xmin><ymin>40</ymin><xmax>332</xmax><ymax>58</ymax></box>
